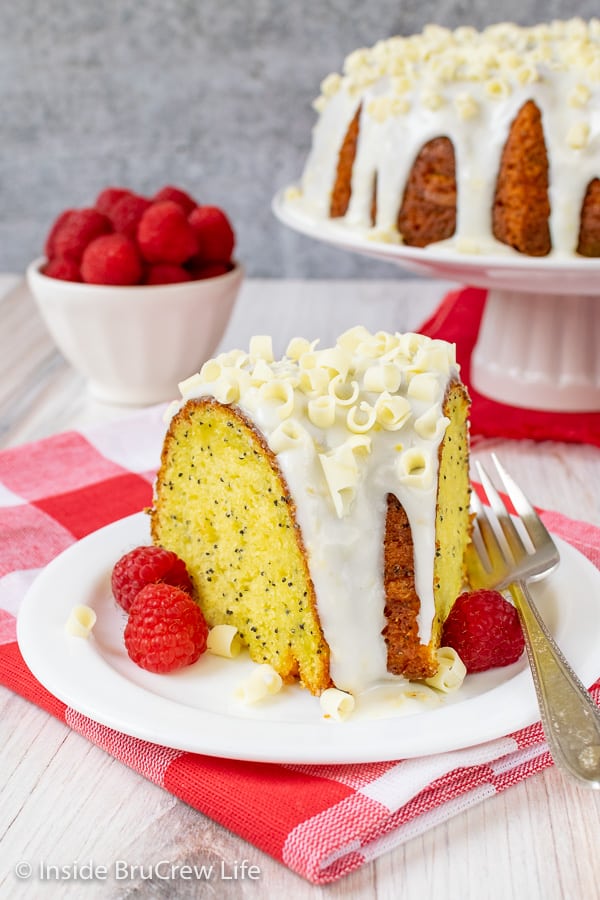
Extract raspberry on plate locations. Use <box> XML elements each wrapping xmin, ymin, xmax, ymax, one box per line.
<box><xmin>81</xmin><ymin>233</ymin><xmax>143</xmax><ymax>286</ymax></box>
<box><xmin>441</xmin><ymin>589</ymin><xmax>525</xmax><ymax>673</ymax></box>
<box><xmin>112</xmin><ymin>544</ymin><xmax>194</xmax><ymax>613</ymax></box>
<box><xmin>124</xmin><ymin>583</ymin><xmax>208</xmax><ymax>673</ymax></box>
<box><xmin>153</xmin><ymin>185</ymin><xmax>198</xmax><ymax>216</ymax></box>
<box><xmin>51</xmin><ymin>208</ymin><xmax>113</xmax><ymax>262</ymax></box>
<box><xmin>188</xmin><ymin>205</ymin><xmax>235</xmax><ymax>263</ymax></box>
<box><xmin>137</xmin><ymin>200</ymin><xmax>199</xmax><ymax>264</ymax></box>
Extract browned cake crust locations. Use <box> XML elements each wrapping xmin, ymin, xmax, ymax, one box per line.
<box><xmin>382</xmin><ymin>492</ymin><xmax>436</xmax><ymax>679</ymax></box>
<box><xmin>327</xmin><ymin>96</ymin><xmax>600</xmax><ymax>256</ymax></box>
<box><xmin>397</xmin><ymin>137</ymin><xmax>457</xmax><ymax>248</ymax></box>
<box><xmin>330</xmin><ymin>106</ymin><xmax>361</xmax><ymax>217</ymax></box>
<box><xmin>492</xmin><ymin>100</ymin><xmax>551</xmax><ymax>256</ymax></box>
<box><xmin>578</xmin><ymin>178</ymin><xmax>600</xmax><ymax>256</ymax></box>
<box><xmin>381</xmin><ymin>379</ymin><xmax>471</xmax><ymax>681</ymax></box>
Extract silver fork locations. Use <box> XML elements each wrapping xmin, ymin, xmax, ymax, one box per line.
<box><xmin>467</xmin><ymin>453</ymin><xmax>600</xmax><ymax>789</ymax></box>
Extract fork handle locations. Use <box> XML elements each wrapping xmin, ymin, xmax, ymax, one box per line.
<box><xmin>510</xmin><ymin>580</ymin><xmax>600</xmax><ymax>789</ymax></box>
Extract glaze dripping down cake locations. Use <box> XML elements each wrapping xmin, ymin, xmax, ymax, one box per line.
<box><xmin>150</xmin><ymin>327</ymin><xmax>471</xmax><ymax>696</ymax></box>
<box><xmin>295</xmin><ymin>19</ymin><xmax>600</xmax><ymax>257</ymax></box>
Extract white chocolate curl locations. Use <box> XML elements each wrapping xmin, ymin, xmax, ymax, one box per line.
<box><xmin>259</xmin><ymin>380</ymin><xmax>295</xmax><ymax>419</ymax></box>
<box><xmin>308</xmin><ymin>395</ymin><xmax>336</xmax><ymax>429</ymax></box>
<box><xmin>250</xmin><ymin>358</ymin><xmax>274</xmax><ymax>386</ymax></box>
<box><xmin>375</xmin><ymin>392</ymin><xmax>411</xmax><ymax>431</ymax></box>
<box><xmin>397</xmin><ymin>332</ymin><xmax>425</xmax><ymax>359</ymax></box>
<box><xmin>178</xmin><ymin>372</ymin><xmax>204</xmax><ymax>397</ymax></box>
<box><xmin>413</xmin><ymin>342</ymin><xmax>454</xmax><ymax>375</ymax></box>
<box><xmin>414</xmin><ymin>406</ymin><xmax>450</xmax><ymax>441</ymax></box>
<box><xmin>319</xmin><ymin>435</ymin><xmax>371</xmax><ymax>517</ymax></box>
<box><xmin>319</xmin><ymin>452</ymin><xmax>358</xmax><ymax>518</ymax></box>
<box><xmin>219</xmin><ymin>349</ymin><xmax>248</xmax><ymax>368</ymax></box>
<box><xmin>396</xmin><ymin>447</ymin><xmax>433</xmax><ymax>489</ymax></box>
<box><xmin>235</xmin><ymin>664</ymin><xmax>283</xmax><ymax>704</ymax></box>
<box><xmin>425</xmin><ymin>647</ymin><xmax>467</xmax><ymax>692</ymax></box>
<box><xmin>212</xmin><ymin>374</ymin><xmax>240</xmax><ymax>405</ymax></box>
<box><xmin>286</xmin><ymin>336</ymin><xmax>314</xmax><ymax>360</ymax></box>
<box><xmin>328</xmin><ymin>374</ymin><xmax>360</xmax><ymax>407</ymax></box>
<box><xmin>362</xmin><ymin>362</ymin><xmax>402</xmax><ymax>393</ymax></box>
<box><xmin>356</xmin><ymin>331</ymin><xmax>398</xmax><ymax>359</ymax></box>
<box><xmin>268</xmin><ymin>418</ymin><xmax>310</xmax><ymax>454</ymax></box>
<box><xmin>407</xmin><ymin>372</ymin><xmax>440</xmax><ymax>403</ymax></box>
<box><xmin>337</xmin><ymin>325</ymin><xmax>373</xmax><ymax>353</ymax></box>
<box><xmin>206</xmin><ymin>624</ymin><xmax>242</xmax><ymax>658</ymax></box>
<box><xmin>346</xmin><ymin>401</ymin><xmax>376</xmax><ymax>434</ymax></box>
<box><xmin>567</xmin><ymin>121</ymin><xmax>590</xmax><ymax>149</ymax></box>
<box><xmin>199</xmin><ymin>359</ymin><xmax>223</xmax><ymax>382</ymax></box>
<box><xmin>65</xmin><ymin>605</ymin><xmax>97</xmax><ymax>639</ymax></box>
<box><xmin>314</xmin><ymin>346</ymin><xmax>351</xmax><ymax>380</ymax></box>
<box><xmin>298</xmin><ymin>366</ymin><xmax>331</xmax><ymax>397</ymax></box>
<box><xmin>320</xmin><ymin>687</ymin><xmax>356</xmax><ymax>720</ymax></box>
<box><xmin>249</xmin><ymin>335</ymin><xmax>274</xmax><ymax>362</ymax></box>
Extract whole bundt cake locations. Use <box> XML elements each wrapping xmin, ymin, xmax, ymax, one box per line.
<box><xmin>295</xmin><ymin>19</ymin><xmax>600</xmax><ymax>257</ymax></box>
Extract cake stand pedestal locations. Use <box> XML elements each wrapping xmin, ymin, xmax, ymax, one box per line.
<box><xmin>472</xmin><ymin>289</ymin><xmax>599</xmax><ymax>411</ymax></box>
<box><xmin>273</xmin><ymin>190</ymin><xmax>600</xmax><ymax>413</ymax></box>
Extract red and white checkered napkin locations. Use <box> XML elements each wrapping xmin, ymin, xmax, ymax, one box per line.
<box><xmin>1</xmin><ymin>408</ymin><xmax>599</xmax><ymax>885</ymax></box>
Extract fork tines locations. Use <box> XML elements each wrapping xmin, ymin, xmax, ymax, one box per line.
<box><xmin>473</xmin><ymin>454</ymin><xmax>560</xmax><ymax>584</ymax></box>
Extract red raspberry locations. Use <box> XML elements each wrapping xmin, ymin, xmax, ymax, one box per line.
<box><xmin>43</xmin><ymin>256</ymin><xmax>82</xmax><ymax>282</ymax></box>
<box><xmin>81</xmin><ymin>233</ymin><xmax>143</xmax><ymax>286</ymax></box>
<box><xmin>95</xmin><ymin>187</ymin><xmax>133</xmax><ymax>217</ymax></box>
<box><xmin>52</xmin><ymin>208</ymin><xmax>113</xmax><ymax>262</ymax></box>
<box><xmin>441</xmin><ymin>589</ymin><xmax>525</xmax><ymax>673</ymax></box>
<box><xmin>108</xmin><ymin>193</ymin><xmax>152</xmax><ymax>240</ymax></box>
<box><xmin>112</xmin><ymin>544</ymin><xmax>194</xmax><ymax>613</ymax></box>
<box><xmin>153</xmin><ymin>185</ymin><xmax>198</xmax><ymax>216</ymax></box>
<box><xmin>188</xmin><ymin>205</ymin><xmax>235</xmax><ymax>263</ymax></box>
<box><xmin>137</xmin><ymin>200</ymin><xmax>199</xmax><ymax>264</ymax></box>
<box><xmin>144</xmin><ymin>263</ymin><xmax>192</xmax><ymax>285</ymax></box>
<box><xmin>44</xmin><ymin>209</ymin><xmax>76</xmax><ymax>259</ymax></box>
<box><xmin>124</xmin><ymin>583</ymin><xmax>208</xmax><ymax>673</ymax></box>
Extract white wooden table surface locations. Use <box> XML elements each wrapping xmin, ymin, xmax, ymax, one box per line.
<box><xmin>1</xmin><ymin>274</ymin><xmax>600</xmax><ymax>900</ymax></box>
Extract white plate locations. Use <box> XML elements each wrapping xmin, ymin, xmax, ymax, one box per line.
<box><xmin>17</xmin><ymin>513</ymin><xmax>600</xmax><ymax>764</ymax></box>
<box><xmin>273</xmin><ymin>189</ymin><xmax>600</xmax><ymax>296</ymax></box>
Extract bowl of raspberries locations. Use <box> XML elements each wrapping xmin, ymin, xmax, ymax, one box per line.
<box><xmin>26</xmin><ymin>185</ymin><xmax>243</xmax><ymax>406</ymax></box>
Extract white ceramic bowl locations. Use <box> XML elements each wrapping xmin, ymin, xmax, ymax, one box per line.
<box><xmin>26</xmin><ymin>258</ymin><xmax>244</xmax><ymax>405</ymax></box>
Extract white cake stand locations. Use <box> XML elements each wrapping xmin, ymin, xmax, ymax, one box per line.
<box><xmin>273</xmin><ymin>189</ymin><xmax>600</xmax><ymax>412</ymax></box>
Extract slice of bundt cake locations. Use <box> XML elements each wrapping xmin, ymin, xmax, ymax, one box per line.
<box><xmin>150</xmin><ymin>328</ymin><xmax>471</xmax><ymax>696</ymax></box>
<box><xmin>298</xmin><ymin>19</ymin><xmax>600</xmax><ymax>257</ymax></box>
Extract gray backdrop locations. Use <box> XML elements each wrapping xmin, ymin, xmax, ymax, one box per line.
<box><xmin>3</xmin><ymin>0</ymin><xmax>594</xmax><ymax>277</ymax></box>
